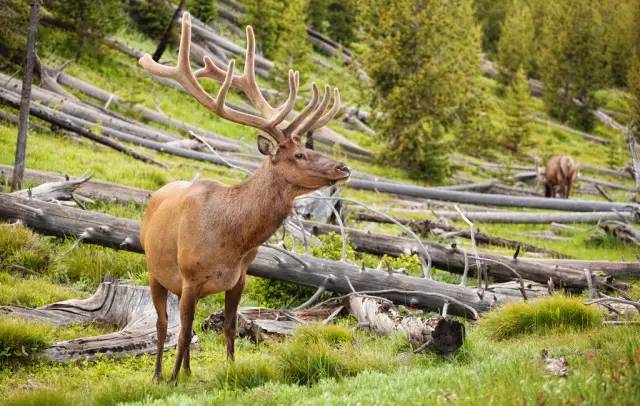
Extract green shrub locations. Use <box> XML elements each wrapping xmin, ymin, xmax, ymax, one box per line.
<box><xmin>0</xmin><ymin>317</ymin><xmax>51</xmax><ymax>363</ymax></box>
<box><xmin>4</xmin><ymin>390</ymin><xmax>71</xmax><ymax>406</ymax></box>
<box><xmin>128</xmin><ymin>0</ymin><xmax>175</xmax><ymax>41</ymax></box>
<box><xmin>479</xmin><ymin>295</ymin><xmax>602</xmax><ymax>340</ymax></box>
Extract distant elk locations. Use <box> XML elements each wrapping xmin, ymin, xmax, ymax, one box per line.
<box><xmin>138</xmin><ymin>14</ymin><xmax>349</xmax><ymax>383</ymax></box>
<box><xmin>535</xmin><ymin>155</ymin><xmax>580</xmax><ymax>199</ymax></box>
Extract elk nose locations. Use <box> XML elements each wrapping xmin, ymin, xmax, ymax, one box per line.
<box><xmin>336</xmin><ymin>163</ymin><xmax>351</xmax><ymax>176</ymax></box>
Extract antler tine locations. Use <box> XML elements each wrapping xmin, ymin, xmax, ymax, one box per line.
<box><xmin>293</xmin><ymin>85</ymin><xmax>332</xmax><ymax>137</ymax></box>
<box><xmin>285</xmin><ymin>83</ymin><xmax>320</xmax><ymax>136</ymax></box>
<box><xmin>213</xmin><ymin>60</ymin><xmax>235</xmax><ymax>113</ymax></box>
<box><xmin>268</xmin><ymin>70</ymin><xmax>299</xmax><ymax>127</ymax></box>
<box><xmin>308</xmin><ymin>88</ymin><xmax>341</xmax><ymax>131</ymax></box>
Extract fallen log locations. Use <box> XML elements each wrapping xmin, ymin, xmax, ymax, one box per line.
<box><xmin>513</xmin><ymin>170</ymin><xmax>637</xmax><ymax>193</ymax></box>
<box><xmin>533</xmin><ymin>117</ymin><xmax>609</xmax><ymax>145</ymax></box>
<box><xmin>301</xmin><ymin>221</ymin><xmax>617</xmax><ymax>289</ymax></box>
<box><xmin>0</xmin><ymin>193</ymin><xmax>507</xmax><ymax>317</ymax></box>
<box><xmin>0</xmin><ymin>280</ymin><xmax>195</xmax><ymax>361</ymax></box>
<box><xmin>54</xmin><ymin>70</ymin><xmax>242</xmax><ymax>152</ymax></box>
<box><xmin>353</xmin><ymin>212</ymin><xmax>566</xmax><ymax>257</ymax></box>
<box><xmin>0</xmin><ymin>89</ymin><xmax>167</xmax><ymax>168</ymax></box>
<box><xmin>599</xmin><ymin>220</ymin><xmax>640</xmax><ymax>246</ymax></box>
<box><xmin>1</xmin><ymin>73</ymin><xmax>179</xmax><ymax>143</ymax></box>
<box><xmin>11</xmin><ymin>175</ymin><xmax>91</xmax><ymax>203</ymax></box>
<box><xmin>427</xmin><ymin>210</ymin><xmax>638</xmax><ymax>224</ymax></box>
<box><xmin>348</xmin><ymin>296</ymin><xmax>464</xmax><ymax>353</ymax></box>
<box><xmin>347</xmin><ymin>179</ymin><xmax>639</xmax><ymax>212</ymax></box>
<box><xmin>527</xmin><ymin>259</ymin><xmax>640</xmax><ymax>278</ymax></box>
<box><xmin>0</xmin><ymin>109</ymin><xmax>48</xmax><ymax>132</ymax></box>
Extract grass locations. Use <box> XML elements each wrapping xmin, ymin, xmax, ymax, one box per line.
<box><xmin>0</xmin><ymin>317</ymin><xmax>50</xmax><ymax>364</ymax></box>
<box><xmin>477</xmin><ymin>295</ymin><xmax>603</xmax><ymax>340</ymax></box>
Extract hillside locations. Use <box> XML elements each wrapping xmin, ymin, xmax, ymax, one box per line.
<box><xmin>0</xmin><ymin>1</ymin><xmax>639</xmax><ymax>405</ymax></box>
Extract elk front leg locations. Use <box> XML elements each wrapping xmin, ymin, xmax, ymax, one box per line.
<box><xmin>150</xmin><ymin>278</ymin><xmax>168</xmax><ymax>383</ymax></box>
<box><xmin>224</xmin><ymin>272</ymin><xmax>246</xmax><ymax>361</ymax></box>
<box><xmin>168</xmin><ymin>285</ymin><xmax>197</xmax><ymax>384</ymax></box>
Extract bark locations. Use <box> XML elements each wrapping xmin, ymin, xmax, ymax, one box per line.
<box><xmin>347</xmin><ymin>179</ymin><xmax>639</xmax><ymax>212</ymax></box>
<box><xmin>348</xmin><ymin>296</ymin><xmax>464</xmax><ymax>353</ymax></box>
<box><xmin>424</xmin><ymin>210</ymin><xmax>637</xmax><ymax>224</ymax></box>
<box><xmin>153</xmin><ymin>0</ymin><xmax>186</xmax><ymax>61</ymax></box>
<box><xmin>302</xmin><ymin>221</ymin><xmax>619</xmax><ymax>289</ymax></box>
<box><xmin>0</xmin><ymin>193</ymin><xmax>511</xmax><ymax>318</ymax></box>
<box><xmin>12</xmin><ymin>0</ymin><xmax>41</xmax><ymax>191</ymax></box>
<box><xmin>527</xmin><ymin>259</ymin><xmax>640</xmax><ymax>279</ymax></box>
<box><xmin>627</xmin><ymin>126</ymin><xmax>640</xmax><ymax>196</ymax></box>
<box><xmin>0</xmin><ymin>109</ymin><xmax>47</xmax><ymax>132</ymax></box>
<box><xmin>353</xmin><ymin>212</ymin><xmax>567</xmax><ymax>257</ymax></box>
<box><xmin>0</xmin><ymin>280</ymin><xmax>196</xmax><ymax>361</ymax></box>
<box><xmin>599</xmin><ymin>220</ymin><xmax>640</xmax><ymax>246</ymax></box>
<box><xmin>0</xmin><ymin>89</ymin><xmax>167</xmax><ymax>167</ymax></box>
<box><xmin>11</xmin><ymin>175</ymin><xmax>91</xmax><ymax>202</ymax></box>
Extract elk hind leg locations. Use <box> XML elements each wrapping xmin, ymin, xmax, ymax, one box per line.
<box><xmin>168</xmin><ymin>286</ymin><xmax>197</xmax><ymax>384</ymax></box>
<box><xmin>150</xmin><ymin>278</ymin><xmax>168</xmax><ymax>383</ymax></box>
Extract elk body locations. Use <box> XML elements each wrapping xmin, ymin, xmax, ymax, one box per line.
<box><xmin>535</xmin><ymin>155</ymin><xmax>579</xmax><ymax>198</ymax></box>
<box><xmin>138</xmin><ymin>13</ymin><xmax>350</xmax><ymax>383</ymax></box>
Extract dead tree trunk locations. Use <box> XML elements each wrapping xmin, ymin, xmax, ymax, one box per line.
<box><xmin>527</xmin><ymin>259</ymin><xmax>640</xmax><ymax>278</ymax></box>
<box><xmin>424</xmin><ymin>210</ymin><xmax>638</xmax><ymax>224</ymax></box>
<box><xmin>302</xmin><ymin>221</ymin><xmax>619</xmax><ymax>289</ymax></box>
<box><xmin>12</xmin><ymin>0</ymin><xmax>41</xmax><ymax>191</ymax></box>
<box><xmin>348</xmin><ymin>296</ymin><xmax>464</xmax><ymax>354</ymax></box>
<box><xmin>627</xmin><ymin>125</ymin><xmax>640</xmax><ymax>197</ymax></box>
<box><xmin>0</xmin><ymin>280</ymin><xmax>196</xmax><ymax>361</ymax></box>
<box><xmin>0</xmin><ymin>193</ymin><xmax>511</xmax><ymax>317</ymax></box>
<box><xmin>153</xmin><ymin>0</ymin><xmax>186</xmax><ymax>61</ymax></box>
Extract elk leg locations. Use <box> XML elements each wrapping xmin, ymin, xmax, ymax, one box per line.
<box><xmin>224</xmin><ymin>273</ymin><xmax>246</xmax><ymax>361</ymax></box>
<box><xmin>150</xmin><ymin>278</ymin><xmax>168</xmax><ymax>383</ymax></box>
<box><xmin>544</xmin><ymin>184</ymin><xmax>552</xmax><ymax>198</ymax></box>
<box><xmin>168</xmin><ymin>286</ymin><xmax>197</xmax><ymax>384</ymax></box>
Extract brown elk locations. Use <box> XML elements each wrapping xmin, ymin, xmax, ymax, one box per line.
<box><xmin>138</xmin><ymin>13</ymin><xmax>350</xmax><ymax>383</ymax></box>
<box><xmin>535</xmin><ymin>155</ymin><xmax>579</xmax><ymax>199</ymax></box>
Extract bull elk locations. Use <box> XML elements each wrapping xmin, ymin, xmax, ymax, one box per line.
<box><xmin>535</xmin><ymin>155</ymin><xmax>579</xmax><ymax>199</ymax></box>
<box><xmin>138</xmin><ymin>13</ymin><xmax>350</xmax><ymax>383</ymax></box>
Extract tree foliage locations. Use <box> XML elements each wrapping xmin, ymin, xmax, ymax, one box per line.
<box><xmin>0</xmin><ymin>0</ymin><xmax>30</xmax><ymax>65</ymax></box>
<box><xmin>272</xmin><ymin>0</ymin><xmax>313</xmax><ymax>76</ymax></box>
<box><xmin>241</xmin><ymin>0</ymin><xmax>286</xmax><ymax>58</ymax></box>
<box><xmin>538</xmin><ymin>0</ymin><xmax>606</xmax><ymax>130</ymax></box>
<box><xmin>502</xmin><ymin>67</ymin><xmax>533</xmax><ymax>154</ymax></box>
<box><xmin>599</xmin><ymin>0</ymin><xmax>638</xmax><ymax>87</ymax></box>
<box><xmin>188</xmin><ymin>0</ymin><xmax>217</xmax><ymax>23</ymax></box>
<box><xmin>128</xmin><ymin>0</ymin><xmax>175</xmax><ymax>41</ymax></box>
<box><xmin>496</xmin><ymin>1</ymin><xmax>535</xmax><ymax>85</ymax></box>
<box><xmin>474</xmin><ymin>0</ymin><xmax>511</xmax><ymax>55</ymax></box>
<box><xmin>307</xmin><ymin>0</ymin><xmax>357</xmax><ymax>45</ymax></box>
<box><xmin>358</xmin><ymin>0</ymin><xmax>482</xmax><ymax>181</ymax></box>
<box><xmin>45</xmin><ymin>0</ymin><xmax>126</xmax><ymax>59</ymax></box>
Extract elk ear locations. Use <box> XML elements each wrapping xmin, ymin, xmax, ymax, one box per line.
<box><xmin>257</xmin><ymin>135</ymin><xmax>276</xmax><ymax>156</ymax></box>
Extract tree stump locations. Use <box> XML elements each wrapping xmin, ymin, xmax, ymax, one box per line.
<box><xmin>0</xmin><ymin>280</ymin><xmax>197</xmax><ymax>361</ymax></box>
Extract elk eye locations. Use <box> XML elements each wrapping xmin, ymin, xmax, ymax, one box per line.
<box><xmin>294</xmin><ymin>153</ymin><xmax>306</xmax><ymax>160</ymax></box>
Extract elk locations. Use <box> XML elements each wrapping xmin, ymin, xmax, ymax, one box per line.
<box><xmin>535</xmin><ymin>155</ymin><xmax>579</xmax><ymax>199</ymax></box>
<box><xmin>138</xmin><ymin>13</ymin><xmax>350</xmax><ymax>383</ymax></box>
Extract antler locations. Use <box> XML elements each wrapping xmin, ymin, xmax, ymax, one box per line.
<box><xmin>139</xmin><ymin>12</ymin><xmax>340</xmax><ymax>144</ymax></box>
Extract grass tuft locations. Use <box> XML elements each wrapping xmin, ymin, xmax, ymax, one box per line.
<box><xmin>0</xmin><ymin>272</ymin><xmax>79</xmax><ymax>307</ymax></box>
<box><xmin>478</xmin><ymin>295</ymin><xmax>603</xmax><ymax>340</ymax></box>
<box><xmin>214</xmin><ymin>356</ymin><xmax>279</xmax><ymax>389</ymax></box>
<box><xmin>0</xmin><ymin>225</ymin><xmax>51</xmax><ymax>274</ymax></box>
<box><xmin>0</xmin><ymin>317</ymin><xmax>51</xmax><ymax>363</ymax></box>
<box><xmin>4</xmin><ymin>389</ymin><xmax>71</xmax><ymax>406</ymax></box>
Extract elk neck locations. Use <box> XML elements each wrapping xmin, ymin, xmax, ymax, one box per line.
<box><xmin>229</xmin><ymin>159</ymin><xmax>298</xmax><ymax>248</ymax></box>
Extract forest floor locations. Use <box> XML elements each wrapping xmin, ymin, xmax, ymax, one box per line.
<box><xmin>0</xmin><ymin>20</ymin><xmax>639</xmax><ymax>406</ymax></box>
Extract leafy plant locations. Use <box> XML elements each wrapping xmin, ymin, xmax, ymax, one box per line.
<box><xmin>0</xmin><ymin>317</ymin><xmax>50</xmax><ymax>363</ymax></box>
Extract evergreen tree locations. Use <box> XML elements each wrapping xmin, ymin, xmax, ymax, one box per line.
<box><xmin>307</xmin><ymin>0</ymin><xmax>357</xmax><ymax>45</ymax></box>
<box><xmin>358</xmin><ymin>0</ymin><xmax>482</xmax><ymax>181</ymax></box>
<box><xmin>474</xmin><ymin>0</ymin><xmax>511</xmax><ymax>55</ymax></box>
<box><xmin>496</xmin><ymin>2</ymin><xmax>535</xmax><ymax>85</ymax></box>
<box><xmin>502</xmin><ymin>67</ymin><xmax>533</xmax><ymax>154</ymax></box>
<box><xmin>0</xmin><ymin>0</ymin><xmax>30</xmax><ymax>65</ymax></box>
<box><xmin>271</xmin><ymin>0</ymin><xmax>313</xmax><ymax>87</ymax></box>
<box><xmin>599</xmin><ymin>0</ymin><xmax>637</xmax><ymax>87</ymax></box>
<box><xmin>128</xmin><ymin>0</ymin><xmax>175</xmax><ymax>41</ymax></box>
<box><xmin>45</xmin><ymin>0</ymin><xmax>126</xmax><ymax>59</ymax></box>
<box><xmin>539</xmin><ymin>0</ymin><xmax>606</xmax><ymax>130</ymax></box>
<box><xmin>189</xmin><ymin>0</ymin><xmax>217</xmax><ymax>24</ymax></box>
<box><xmin>242</xmin><ymin>0</ymin><xmax>285</xmax><ymax>58</ymax></box>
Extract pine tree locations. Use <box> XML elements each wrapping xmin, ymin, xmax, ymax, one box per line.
<box><xmin>307</xmin><ymin>0</ymin><xmax>357</xmax><ymax>45</ymax></box>
<box><xmin>474</xmin><ymin>0</ymin><xmax>511</xmax><ymax>55</ymax></box>
<box><xmin>599</xmin><ymin>0</ymin><xmax>637</xmax><ymax>87</ymax></box>
<box><xmin>242</xmin><ymin>0</ymin><xmax>285</xmax><ymax>58</ymax></box>
<box><xmin>496</xmin><ymin>2</ymin><xmax>535</xmax><ymax>85</ymax></box>
<box><xmin>189</xmin><ymin>0</ymin><xmax>217</xmax><ymax>24</ymax></box>
<box><xmin>539</xmin><ymin>0</ymin><xmax>606</xmax><ymax>130</ymax></box>
<box><xmin>358</xmin><ymin>0</ymin><xmax>482</xmax><ymax>181</ymax></box>
<box><xmin>502</xmin><ymin>67</ymin><xmax>533</xmax><ymax>154</ymax></box>
<box><xmin>272</xmin><ymin>0</ymin><xmax>313</xmax><ymax>77</ymax></box>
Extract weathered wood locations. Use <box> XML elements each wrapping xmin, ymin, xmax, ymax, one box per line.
<box><xmin>427</xmin><ymin>210</ymin><xmax>638</xmax><ymax>224</ymax></box>
<box><xmin>353</xmin><ymin>212</ymin><xmax>566</xmax><ymax>257</ymax></box>
<box><xmin>348</xmin><ymin>296</ymin><xmax>464</xmax><ymax>353</ymax></box>
<box><xmin>0</xmin><ymin>109</ymin><xmax>47</xmax><ymax>132</ymax></box>
<box><xmin>0</xmin><ymin>193</ymin><xmax>510</xmax><ymax>317</ymax></box>
<box><xmin>347</xmin><ymin>179</ymin><xmax>639</xmax><ymax>212</ymax></box>
<box><xmin>11</xmin><ymin>175</ymin><xmax>91</xmax><ymax>202</ymax></box>
<box><xmin>627</xmin><ymin>126</ymin><xmax>640</xmax><ymax>195</ymax></box>
<box><xmin>527</xmin><ymin>259</ymin><xmax>640</xmax><ymax>278</ymax></box>
<box><xmin>0</xmin><ymin>88</ymin><xmax>167</xmax><ymax>167</ymax></box>
<box><xmin>302</xmin><ymin>221</ymin><xmax>616</xmax><ymax>289</ymax></box>
<box><xmin>513</xmin><ymin>170</ymin><xmax>637</xmax><ymax>193</ymax></box>
<box><xmin>599</xmin><ymin>220</ymin><xmax>640</xmax><ymax>246</ymax></box>
<box><xmin>0</xmin><ymin>281</ymin><xmax>195</xmax><ymax>361</ymax></box>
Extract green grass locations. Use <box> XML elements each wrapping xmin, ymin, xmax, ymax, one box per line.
<box><xmin>478</xmin><ymin>295</ymin><xmax>603</xmax><ymax>340</ymax></box>
<box><xmin>0</xmin><ymin>317</ymin><xmax>50</xmax><ymax>363</ymax></box>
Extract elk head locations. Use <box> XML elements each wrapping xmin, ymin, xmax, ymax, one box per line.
<box><xmin>139</xmin><ymin>13</ymin><xmax>350</xmax><ymax>191</ymax></box>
